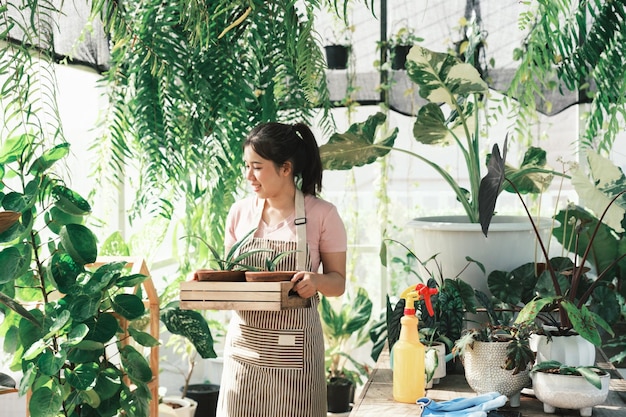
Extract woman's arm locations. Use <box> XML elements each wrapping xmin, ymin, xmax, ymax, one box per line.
<box><xmin>292</xmin><ymin>251</ymin><xmax>346</xmax><ymax>298</ymax></box>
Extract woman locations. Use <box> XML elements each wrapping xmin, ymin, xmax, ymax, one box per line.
<box><xmin>217</xmin><ymin>122</ymin><xmax>347</xmax><ymax>417</ymax></box>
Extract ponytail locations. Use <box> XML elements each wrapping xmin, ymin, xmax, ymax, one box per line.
<box><xmin>245</xmin><ymin>122</ymin><xmax>323</xmax><ymax>195</ymax></box>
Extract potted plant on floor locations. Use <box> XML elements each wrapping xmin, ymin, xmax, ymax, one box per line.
<box><xmin>479</xmin><ymin>143</ymin><xmax>625</xmax><ymax>365</ymax></box>
<box><xmin>160</xmin><ymin>302</ymin><xmax>222</xmax><ymax>417</ymax></box>
<box><xmin>530</xmin><ymin>360</ymin><xmax>610</xmax><ymax>416</ymax></box>
<box><xmin>320</xmin><ymin>286</ymin><xmax>373</xmax><ymax>413</ymax></box>
<box><xmin>0</xmin><ymin>139</ymin><xmax>156</xmax><ymax>417</ymax></box>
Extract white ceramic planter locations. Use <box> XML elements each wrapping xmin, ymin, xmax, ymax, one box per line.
<box><xmin>160</xmin><ymin>396</ymin><xmax>198</xmax><ymax>417</ymax></box>
<box><xmin>408</xmin><ymin>215</ymin><xmax>552</xmax><ymax>297</ymax></box>
<box><xmin>532</xmin><ymin>371</ymin><xmax>610</xmax><ymax>416</ymax></box>
<box><xmin>428</xmin><ymin>342</ymin><xmax>446</xmax><ymax>384</ymax></box>
<box><xmin>530</xmin><ymin>332</ymin><xmax>596</xmax><ymax>366</ymax></box>
<box><xmin>463</xmin><ymin>341</ymin><xmax>531</xmax><ymax>407</ymax></box>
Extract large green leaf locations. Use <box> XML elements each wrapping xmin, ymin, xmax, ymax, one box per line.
<box><xmin>84</xmin><ymin>313</ymin><xmax>119</xmax><ymax>343</ymax></box>
<box><xmin>343</xmin><ymin>287</ymin><xmax>373</xmax><ymax>335</ymax></box>
<box><xmin>49</xmin><ymin>252</ymin><xmax>83</xmax><ymax>294</ymax></box>
<box><xmin>120</xmin><ymin>345</ymin><xmax>153</xmax><ymax>384</ymax></box>
<box><xmin>160</xmin><ymin>303</ymin><xmax>216</xmax><ymax>359</ymax></box>
<box><xmin>29</xmin><ymin>384</ymin><xmax>64</xmax><ymax>417</ymax></box>
<box><xmin>59</xmin><ymin>224</ymin><xmax>98</xmax><ymax>265</ymax></box>
<box><xmin>406</xmin><ymin>44</ymin><xmax>488</xmax><ymax>105</ymax></box>
<box><xmin>319</xmin><ymin>112</ymin><xmax>398</xmax><ymax>170</ymax></box>
<box><xmin>111</xmin><ymin>293</ymin><xmax>145</xmax><ymax>321</ymax></box>
<box><xmin>64</xmin><ymin>362</ymin><xmax>99</xmax><ymax>390</ymax></box>
<box><xmin>94</xmin><ymin>367</ymin><xmax>123</xmax><ymax>401</ymax></box>
<box><xmin>28</xmin><ymin>143</ymin><xmax>71</xmax><ymax>175</ymax></box>
<box><xmin>52</xmin><ymin>185</ymin><xmax>92</xmax><ymax>216</ymax></box>
<box><xmin>561</xmin><ymin>301</ymin><xmax>601</xmax><ymax>346</ymax></box>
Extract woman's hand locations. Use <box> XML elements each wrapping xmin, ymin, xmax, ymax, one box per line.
<box><xmin>291</xmin><ymin>272</ymin><xmax>318</xmax><ymax>299</ymax></box>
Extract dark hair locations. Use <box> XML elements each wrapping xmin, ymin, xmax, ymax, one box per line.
<box><xmin>244</xmin><ymin>122</ymin><xmax>323</xmax><ymax>195</ymax></box>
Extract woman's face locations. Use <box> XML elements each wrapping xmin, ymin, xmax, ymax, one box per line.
<box><xmin>244</xmin><ymin>146</ymin><xmax>292</xmax><ymax>198</ymax></box>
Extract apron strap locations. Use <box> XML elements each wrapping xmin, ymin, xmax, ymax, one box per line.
<box><xmin>294</xmin><ymin>189</ymin><xmax>307</xmax><ymax>271</ymax></box>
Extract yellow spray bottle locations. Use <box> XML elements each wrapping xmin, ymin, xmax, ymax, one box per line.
<box><xmin>392</xmin><ymin>283</ymin><xmax>438</xmax><ymax>403</ymax></box>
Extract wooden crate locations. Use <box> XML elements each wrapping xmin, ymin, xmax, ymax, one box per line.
<box><xmin>179</xmin><ymin>281</ymin><xmax>311</xmax><ymax>311</ymax></box>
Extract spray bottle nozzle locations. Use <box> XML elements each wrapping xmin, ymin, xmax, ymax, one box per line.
<box><xmin>400</xmin><ymin>284</ymin><xmax>438</xmax><ymax>317</ymax></box>
<box><xmin>415</xmin><ymin>283</ymin><xmax>438</xmax><ymax>317</ymax></box>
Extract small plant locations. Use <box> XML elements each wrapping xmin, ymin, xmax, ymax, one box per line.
<box><xmin>387</xmin><ymin>26</ymin><xmax>423</xmax><ymax>48</ymax></box>
<box><xmin>454</xmin><ymin>322</ymin><xmax>536</xmax><ymax>375</ymax></box>
<box><xmin>531</xmin><ymin>360</ymin><xmax>608</xmax><ymax>390</ymax></box>
<box><xmin>320</xmin><ymin>286</ymin><xmax>373</xmax><ymax>387</ymax></box>
<box><xmin>261</xmin><ymin>249</ymin><xmax>300</xmax><ymax>272</ymax></box>
<box><xmin>160</xmin><ymin>302</ymin><xmax>221</xmax><ymax>398</ymax></box>
<box><xmin>185</xmin><ymin>228</ymin><xmax>268</xmax><ymax>271</ymax></box>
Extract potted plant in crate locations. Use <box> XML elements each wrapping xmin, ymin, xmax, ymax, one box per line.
<box><xmin>479</xmin><ymin>143</ymin><xmax>625</xmax><ymax>365</ymax></box>
<box><xmin>186</xmin><ymin>228</ymin><xmax>267</xmax><ymax>282</ymax></box>
<box><xmin>0</xmin><ymin>139</ymin><xmax>156</xmax><ymax>417</ymax></box>
<box><xmin>319</xmin><ymin>286</ymin><xmax>373</xmax><ymax>413</ymax></box>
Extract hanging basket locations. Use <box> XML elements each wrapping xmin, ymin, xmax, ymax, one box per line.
<box><xmin>391</xmin><ymin>45</ymin><xmax>412</xmax><ymax>70</ymax></box>
<box><xmin>324</xmin><ymin>45</ymin><xmax>350</xmax><ymax>70</ymax></box>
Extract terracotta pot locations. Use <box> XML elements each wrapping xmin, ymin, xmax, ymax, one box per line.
<box><xmin>194</xmin><ymin>269</ymin><xmax>245</xmax><ymax>282</ymax></box>
<box><xmin>463</xmin><ymin>341</ymin><xmax>531</xmax><ymax>407</ymax></box>
<box><xmin>532</xmin><ymin>370</ymin><xmax>610</xmax><ymax>416</ymax></box>
<box><xmin>244</xmin><ymin>271</ymin><xmax>296</xmax><ymax>282</ymax></box>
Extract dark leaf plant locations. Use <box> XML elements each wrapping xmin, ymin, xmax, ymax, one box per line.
<box><xmin>0</xmin><ymin>138</ymin><xmax>156</xmax><ymax>417</ymax></box>
<box><xmin>479</xmin><ymin>140</ymin><xmax>626</xmax><ymax>347</ymax></box>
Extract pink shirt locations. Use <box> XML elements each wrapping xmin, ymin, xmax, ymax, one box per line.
<box><xmin>225</xmin><ymin>194</ymin><xmax>347</xmax><ymax>272</ymax></box>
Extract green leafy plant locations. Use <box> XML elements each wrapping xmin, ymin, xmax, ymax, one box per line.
<box><xmin>454</xmin><ymin>322</ymin><xmax>536</xmax><ymax>375</ymax></box>
<box><xmin>387</xmin><ymin>26</ymin><xmax>423</xmax><ymax>48</ymax></box>
<box><xmin>370</xmin><ymin>238</ymin><xmax>476</xmax><ymax>362</ymax></box>
<box><xmin>186</xmin><ymin>228</ymin><xmax>269</xmax><ymax>271</ymax></box>
<box><xmin>479</xmin><ymin>143</ymin><xmax>626</xmax><ymax>347</ymax></box>
<box><xmin>531</xmin><ymin>360</ymin><xmax>608</xmax><ymax>390</ymax></box>
<box><xmin>319</xmin><ymin>286</ymin><xmax>373</xmax><ymax>387</ymax></box>
<box><xmin>0</xmin><ymin>138</ymin><xmax>156</xmax><ymax>417</ymax></box>
<box><xmin>160</xmin><ymin>302</ymin><xmax>222</xmax><ymax>398</ymax></box>
<box><xmin>320</xmin><ymin>44</ymin><xmax>564</xmax><ymax>223</ymax></box>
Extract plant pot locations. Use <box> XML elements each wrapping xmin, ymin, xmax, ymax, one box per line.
<box><xmin>408</xmin><ymin>215</ymin><xmax>552</xmax><ymax>297</ymax></box>
<box><xmin>427</xmin><ymin>342</ymin><xmax>446</xmax><ymax>385</ymax></box>
<box><xmin>194</xmin><ymin>269</ymin><xmax>245</xmax><ymax>282</ymax></box>
<box><xmin>183</xmin><ymin>384</ymin><xmax>219</xmax><ymax>417</ymax></box>
<box><xmin>327</xmin><ymin>377</ymin><xmax>353</xmax><ymax>413</ymax></box>
<box><xmin>160</xmin><ymin>396</ymin><xmax>198</xmax><ymax>417</ymax></box>
<box><xmin>244</xmin><ymin>271</ymin><xmax>296</xmax><ymax>282</ymax></box>
<box><xmin>324</xmin><ymin>45</ymin><xmax>349</xmax><ymax>70</ymax></box>
<box><xmin>531</xmin><ymin>370</ymin><xmax>610</xmax><ymax>416</ymax></box>
<box><xmin>391</xmin><ymin>45</ymin><xmax>412</xmax><ymax>70</ymax></box>
<box><xmin>530</xmin><ymin>330</ymin><xmax>596</xmax><ymax>367</ymax></box>
<box><xmin>462</xmin><ymin>341</ymin><xmax>531</xmax><ymax>407</ymax></box>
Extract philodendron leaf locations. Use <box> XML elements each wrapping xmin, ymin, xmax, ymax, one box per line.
<box><xmin>112</xmin><ymin>293</ymin><xmax>145</xmax><ymax>321</ymax></box>
<box><xmin>412</xmin><ymin>102</ymin><xmax>449</xmax><ymax>145</ymax></box>
<box><xmin>479</xmin><ymin>140</ymin><xmax>507</xmax><ymax>237</ymax></box>
<box><xmin>406</xmin><ymin>44</ymin><xmax>488</xmax><ymax>105</ymax></box>
<box><xmin>52</xmin><ymin>185</ymin><xmax>92</xmax><ymax>216</ymax></box>
<box><xmin>319</xmin><ymin>112</ymin><xmax>398</xmax><ymax>170</ymax></box>
<box><xmin>28</xmin><ymin>143</ymin><xmax>71</xmax><ymax>175</ymax></box>
<box><xmin>571</xmin><ymin>150</ymin><xmax>626</xmax><ymax>232</ymax></box>
<box><xmin>29</xmin><ymin>385</ymin><xmax>63</xmax><ymax>417</ymax></box>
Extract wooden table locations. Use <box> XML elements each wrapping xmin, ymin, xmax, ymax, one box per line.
<box><xmin>349</xmin><ymin>348</ymin><xmax>626</xmax><ymax>416</ymax></box>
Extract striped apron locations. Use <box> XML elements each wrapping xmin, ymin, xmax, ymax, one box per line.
<box><xmin>216</xmin><ymin>190</ymin><xmax>327</xmax><ymax>417</ymax></box>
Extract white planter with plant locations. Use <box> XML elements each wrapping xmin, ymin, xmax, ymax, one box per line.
<box><xmin>530</xmin><ymin>361</ymin><xmax>610</xmax><ymax>416</ymax></box>
<box><xmin>320</xmin><ymin>43</ymin><xmax>566</xmax><ymax>295</ymax></box>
